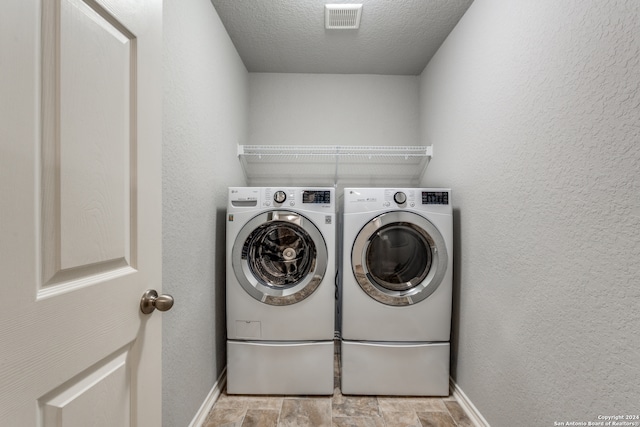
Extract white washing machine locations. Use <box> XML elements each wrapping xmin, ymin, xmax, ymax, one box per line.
<box><xmin>341</xmin><ymin>188</ymin><xmax>453</xmax><ymax>396</ymax></box>
<box><xmin>226</xmin><ymin>187</ymin><xmax>336</xmax><ymax>395</ymax></box>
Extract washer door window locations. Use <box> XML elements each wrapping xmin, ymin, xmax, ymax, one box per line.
<box><xmin>352</xmin><ymin>211</ymin><xmax>448</xmax><ymax>306</ymax></box>
<box><xmin>233</xmin><ymin>211</ymin><xmax>328</xmax><ymax>306</ymax></box>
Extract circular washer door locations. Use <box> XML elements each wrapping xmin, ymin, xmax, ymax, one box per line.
<box><xmin>232</xmin><ymin>210</ymin><xmax>328</xmax><ymax>306</ymax></box>
<box><xmin>352</xmin><ymin>211</ymin><xmax>448</xmax><ymax>306</ymax></box>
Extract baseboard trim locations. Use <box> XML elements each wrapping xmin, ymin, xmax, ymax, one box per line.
<box><xmin>449</xmin><ymin>377</ymin><xmax>490</xmax><ymax>427</ymax></box>
<box><xmin>188</xmin><ymin>367</ymin><xmax>227</xmax><ymax>427</ymax></box>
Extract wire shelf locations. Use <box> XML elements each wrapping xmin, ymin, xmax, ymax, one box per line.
<box><xmin>237</xmin><ymin>145</ymin><xmax>432</xmax><ymax>187</ymax></box>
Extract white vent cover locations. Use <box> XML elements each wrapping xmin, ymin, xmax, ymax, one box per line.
<box><xmin>325</xmin><ymin>4</ymin><xmax>363</xmax><ymax>29</ymax></box>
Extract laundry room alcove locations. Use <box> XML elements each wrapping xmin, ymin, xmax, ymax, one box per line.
<box><xmin>237</xmin><ymin>144</ymin><xmax>432</xmax><ymax>186</ymax></box>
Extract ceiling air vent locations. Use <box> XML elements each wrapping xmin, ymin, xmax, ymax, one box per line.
<box><xmin>325</xmin><ymin>4</ymin><xmax>363</xmax><ymax>29</ymax></box>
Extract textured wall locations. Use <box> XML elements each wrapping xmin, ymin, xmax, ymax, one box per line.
<box><xmin>249</xmin><ymin>73</ymin><xmax>420</xmax><ymax>146</ymax></box>
<box><xmin>162</xmin><ymin>0</ymin><xmax>247</xmax><ymax>425</ymax></box>
<box><xmin>419</xmin><ymin>0</ymin><xmax>640</xmax><ymax>425</ymax></box>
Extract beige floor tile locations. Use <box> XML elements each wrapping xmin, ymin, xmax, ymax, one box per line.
<box><xmin>204</xmin><ymin>406</ymin><xmax>245</xmax><ymax>427</ymax></box>
<box><xmin>278</xmin><ymin>398</ymin><xmax>332</xmax><ymax>427</ymax></box>
<box><xmin>241</xmin><ymin>409</ymin><xmax>279</xmax><ymax>427</ymax></box>
<box><xmin>377</xmin><ymin>396</ymin><xmax>447</xmax><ymax>413</ymax></box>
<box><xmin>208</xmin><ymin>387</ymin><xmax>472</xmax><ymax>427</ymax></box>
<box><xmin>416</xmin><ymin>411</ymin><xmax>457</xmax><ymax>427</ymax></box>
<box><xmin>215</xmin><ymin>391</ymin><xmax>284</xmax><ymax>411</ymax></box>
<box><xmin>443</xmin><ymin>401</ymin><xmax>475</xmax><ymax>427</ymax></box>
<box><xmin>332</xmin><ymin>392</ymin><xmax>380</xmax><ymax>417</ymax></box>
<box><xmin>213</xmin><ymin>392</ymin><xmax>243</xmax><ymax>409</ymax></box>
<box><xmin>332</xmin><ymin>416</ymin><xmax>386</xmax><ymax>427</ymax></box>
<box><xmin>381</xmin><ymin>410</ymin><xmax>422</xmax><ymax>427</ymax></box>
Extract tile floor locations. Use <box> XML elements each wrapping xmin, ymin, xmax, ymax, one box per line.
<box><xmin>204</xmin><ymin>347</ymin><xmax>474</xmax><ymax>427</ymax></box>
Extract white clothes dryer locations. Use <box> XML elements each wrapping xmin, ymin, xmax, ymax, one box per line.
<box><xmin>341</xmin><ymin>188</ymin><xmax>453</xmax><ymax>396</ymax></box>
<box><xmin>226</xmin><ymin>187</ymin><xmax>336</xmax><ymax>395</ymax></box>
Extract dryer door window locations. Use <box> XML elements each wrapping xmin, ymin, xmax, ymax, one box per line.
<box><xmin>352</xmin><ymin>211</ymin><xmax>448</xmax><ymax>306</ymax></box>
<box><xmin>365</xmin><ymin>224</ymin><xmax>432</xmax><ymax>291</ymax></box>
<box><xmin>232</xmin><ymin>211</ymin><xmax>328</xmax><ymax>306</ymax></box>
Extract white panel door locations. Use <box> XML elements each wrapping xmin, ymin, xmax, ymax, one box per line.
<box><xmin>0</xmin><ymin>0</ymin><xmax>163</xmax><ymax>425</ymax></box>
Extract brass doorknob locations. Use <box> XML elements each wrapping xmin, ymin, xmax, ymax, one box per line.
<box><xmin>140</xmin><ymin>289</ymin><xmax>174</xmax><ymax>314</ymax></box>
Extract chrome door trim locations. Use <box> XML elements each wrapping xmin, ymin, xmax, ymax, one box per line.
<box><xmin>232</xmin><ymin>211</ymin><xmax>328</xmax><ymax>306</ymax></box>
<box><xmin>352</xmin><ymin>211</ymin><xmax>448</xmax><ymax>306</ymax></box>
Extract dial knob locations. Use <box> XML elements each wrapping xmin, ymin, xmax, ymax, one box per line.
<box><xmin>394</xmin><ymin>191</ymin><xmax>407</xmax><ymax>205</ymax></box>
<box><xmin>273</xmin><ymin>190</ymin><xmax>287</xmax><ymax>204</ymax></box>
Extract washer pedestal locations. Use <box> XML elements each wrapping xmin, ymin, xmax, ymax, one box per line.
<box><xmin>227</xmin><ymin>340</ymin><xmax>334</xmax><ymax>395</ymax></box>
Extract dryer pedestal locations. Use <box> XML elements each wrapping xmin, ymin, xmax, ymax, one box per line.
<box><xmin>341</xmin><ymin>340</ymin><xmax>450</xmax><ymax>396</ymax></box>
<box><xmin>227</xmin><ymin>340</ymin><xmax>334</xmax><ymax>395</ymax></box>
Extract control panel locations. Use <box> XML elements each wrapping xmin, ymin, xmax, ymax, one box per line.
<box><xmin>344</xmin><ymin>188</ymin><xmax>451</xmax><ymax>213</ymax></box>
<box><xmin>229</xmin><ymin>187</ymin><xmax>334</xmax><ymax>211</ymax></box>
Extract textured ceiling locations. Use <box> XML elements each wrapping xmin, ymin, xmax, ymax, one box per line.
<box><xmin>210</xmin><ymin>0</ymin><xmax>474</xmax><ymax>75</ymax></box>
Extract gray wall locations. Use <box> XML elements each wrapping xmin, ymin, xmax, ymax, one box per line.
<box><xmin>162</xmin><ymin>0</ymin><xmax>247</xmax><ymax>425</ymax></box>
<box><xmin>249</xmin><ymin>73</ymin><xmax>420</xmax><ymax>146</ymax></box>
<box><xmin>419</xmin><ymin>0</ymin><xmax>640</xmax><ymax>425</ymax></box>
